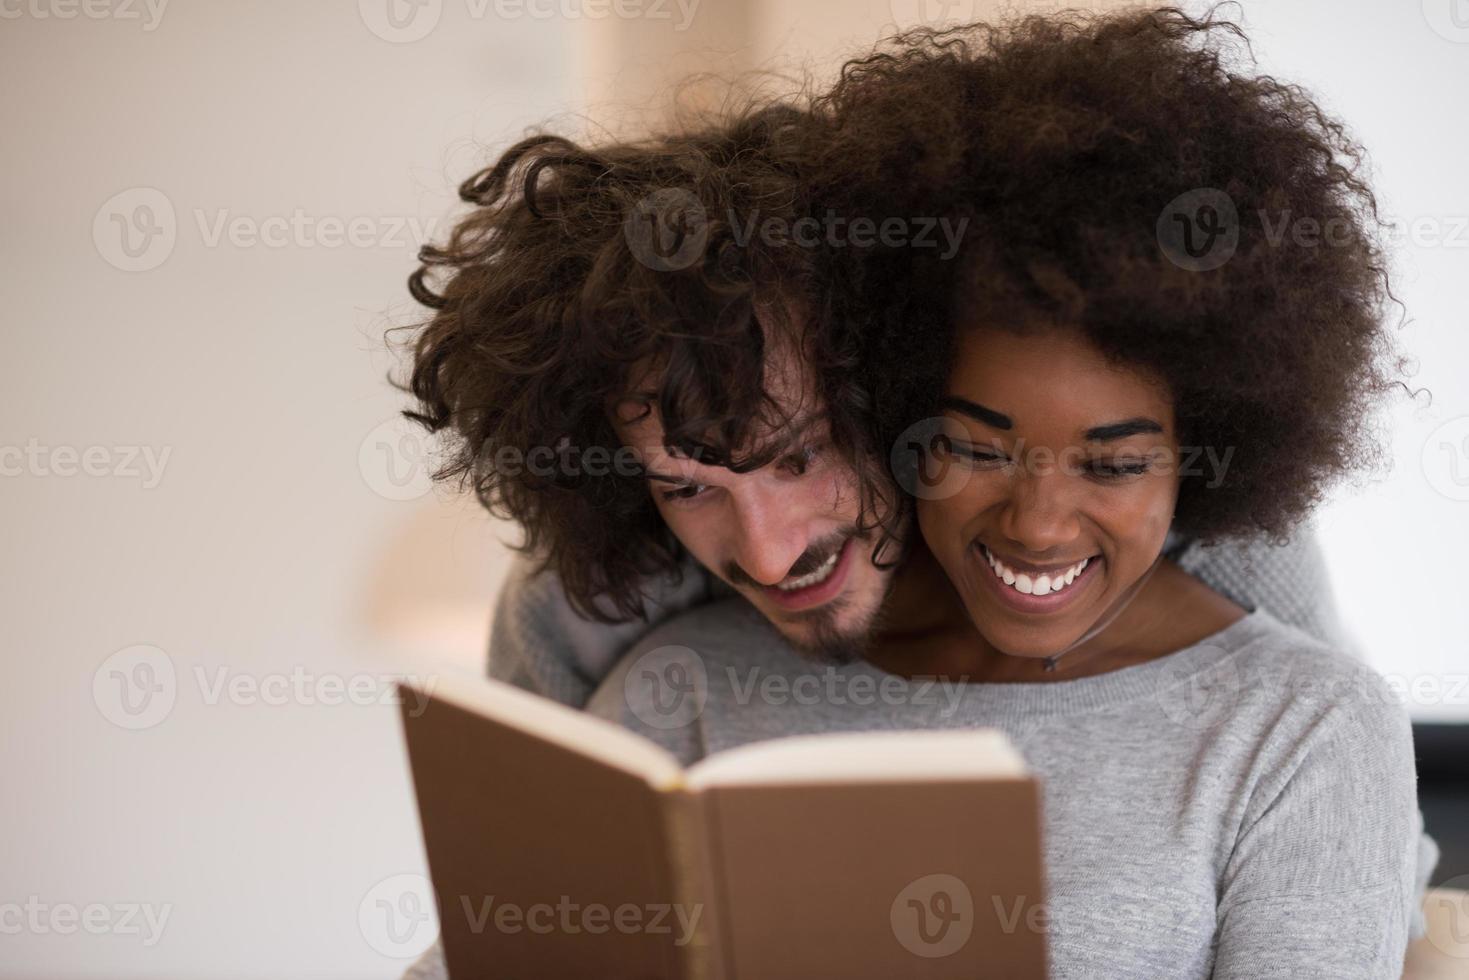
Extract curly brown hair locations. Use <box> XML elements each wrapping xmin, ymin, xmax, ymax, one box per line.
<box><xmin>398</xmin><ymin>107</ymin><xmax>892</xmax><ymax>622</ymax></box>
<box><xmin>804</xmin><ymin>5</ymin><xmax>1404</xmax><ymax>542</ymax></box>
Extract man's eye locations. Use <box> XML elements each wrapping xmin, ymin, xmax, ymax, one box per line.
<box><xmin>660</xmin><ymin>483</ymin><xmax>709</xmax><ymax>503</ymax></box>
<box><xmin>780</xmin><ymin>444</ymin><xmax>822</xmax><ymax>476</ymax></box>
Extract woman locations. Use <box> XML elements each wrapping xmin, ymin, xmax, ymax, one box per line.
<box><xmin>584</xmin><ymin>7</ymin><xmax>1422</xmax><ymax>976</ymax></box>
<box><xmin>402</xmin><ymin>7</ymin><xmax>1426</xmax><ymax>978</ymax></box>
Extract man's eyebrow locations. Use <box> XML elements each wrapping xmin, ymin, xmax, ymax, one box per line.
<box><xmin>938</xmin><ymin>396</ymin><xmax>1013</xmax><ymax>430</ymax></box>
<box><xmin>636</xmin><ymin>412</ymin><xmax>829</xmax><ymax>481</ymax></box>
<box><xmin>642</xmin><ymin>470</ymin><xmax>694</xmax><ymax>485</ymax></box>
<box><xmin>1084</xmin><ymin>418</ymin><xmax>1164</xmax><ymax>442</ymax></box>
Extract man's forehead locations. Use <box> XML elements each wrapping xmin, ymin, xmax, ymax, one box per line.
<box><xmin>617</xmin><ymin>397</ymin><xmax>827</xmax><ymax>451</ymax></box>
<box><xmin>611</xmin><ymin>397</ymin><xmax>827</xmax><ymax>481</ymax></box>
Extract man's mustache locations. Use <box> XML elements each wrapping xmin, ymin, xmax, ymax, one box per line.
<box><xmin>724</xmin><ymin>529</ymin><xmax>862</xmax><ymax>588</ymax></box>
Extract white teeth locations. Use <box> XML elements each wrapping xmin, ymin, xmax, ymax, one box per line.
<box><xmin>982</xmin><ymin>547</ymin><xmax>1091</xmax><ymax>599</ymax></box>
<box><xmin>775</xmin><ymin>549</ymin><xmax>840</xmax><ymax>591</ymax></box>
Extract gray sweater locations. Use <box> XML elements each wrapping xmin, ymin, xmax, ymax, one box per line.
<box><xmin>401</xmin><ymin>530</ymin><xmax>1434</xmax><ymax>978</ymax></box>
<box><xmin>584</xmin><ymin>599</ymin><xmax>1419</xmax><ymax>978</ymax></box>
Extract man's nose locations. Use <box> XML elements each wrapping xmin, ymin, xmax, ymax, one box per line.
<box><xmin>727</xmin><ymin>485</ymin><xmax>812</xmax><ymax>586</ymax></box>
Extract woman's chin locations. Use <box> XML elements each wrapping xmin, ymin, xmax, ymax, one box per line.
<box><xmin>968</xmin><ymin>610</ymin><xmax>1088</xmax><ymax>662</ymax></box>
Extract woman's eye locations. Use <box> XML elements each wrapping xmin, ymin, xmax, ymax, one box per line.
<box><xmin>661</xmin><ymin>483</ymin><xmax>709</xmax><ymax>503</ymax></box>
<box><xmin>1088</xmin><ymin>459</ymin><xmax>1151</xmax><ymax>479</ymax></box>
<box><xmin>945</xmin><ymin>440</ymin><xmax>1007</xmax><ymax>466</ymax></box>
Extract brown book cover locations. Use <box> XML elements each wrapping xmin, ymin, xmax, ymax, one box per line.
<box><xmin>398</xmin><ymin>675</ymin><xmax>1047</xmax><ymax>979</ymax></box>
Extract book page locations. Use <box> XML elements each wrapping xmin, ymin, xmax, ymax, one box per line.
<box><xmin>684</xmin><ymin>729</ymin><xmax>1025</xmax><ymax>790</ymax></box>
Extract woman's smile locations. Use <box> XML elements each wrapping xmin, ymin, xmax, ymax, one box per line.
<box><xmin>971</xmin><ymin>542</ymin><xmax>1103</xmax><ymax>615</ymax></box>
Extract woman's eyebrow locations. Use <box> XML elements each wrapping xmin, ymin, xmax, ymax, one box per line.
<box><xmin>941</xmin><ymin>396</ymin><xmax>1163</xmax><ymax>442</ymax></box>
<box><xmin>938</xmin><ymin>396</ymin><xmax>1012</xmax><ymax>430</ymax></box>
<box><xmin>1084</xmin><ymin>418</ymin><xmax>1164</xmax><ymax>442</ymax></box>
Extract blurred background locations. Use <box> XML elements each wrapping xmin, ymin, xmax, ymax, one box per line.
<box><xmin>1</xmin><ymin>0</ymin><xmax>1465</xmax><ymax>975</ymax></box>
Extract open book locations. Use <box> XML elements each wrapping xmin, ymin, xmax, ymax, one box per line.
<box><xmin>398</xmin><ymin>674</ymin><xmax>1047</xmax><ymax>979</ymax></box>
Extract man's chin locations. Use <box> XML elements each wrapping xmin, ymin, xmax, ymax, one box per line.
<box><xmin>766</xmin><ymin>598</ymin><xmax>881</xmax><ymax>665</ymax></box>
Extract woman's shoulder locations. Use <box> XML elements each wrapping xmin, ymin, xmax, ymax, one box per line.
<box><xmin>1215</xmin><ymin>610</ymin><xmax>1412</xmax><ymax>756</ymax></box>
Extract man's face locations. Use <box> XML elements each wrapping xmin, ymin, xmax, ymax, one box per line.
<box><xmin>611</xmin><ymin>342</ymin><xmax>899</xmax><ymax>661</ymax></box>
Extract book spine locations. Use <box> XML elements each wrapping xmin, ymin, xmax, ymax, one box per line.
<box><xmin>665</xmin><ymin>789</ymin><xmax>726</xmax><ymax>980</ymax></box>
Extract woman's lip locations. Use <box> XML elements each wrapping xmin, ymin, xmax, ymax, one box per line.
<box><xmin>970</xmin><ymin>542</ymin><xmax>1101</xmax><ymax>615</ymax></box>
<box><xmin>760</xmin><ymin>537</ymin><xmax>857</xmax><ymax>611</ymax></box>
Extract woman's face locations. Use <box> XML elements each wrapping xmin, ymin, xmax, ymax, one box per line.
<box><xmin>917</xmin><ymin>325</ymin><xmax>1182</xmax><ymax>659</ymax></box>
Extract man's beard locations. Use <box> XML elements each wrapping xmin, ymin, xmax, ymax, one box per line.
<box><xmin>776</xmin><ymin>571</ymin><xmax>897</xmax><ymax>665</ymax></box>
<box><xmin>728</xmin><ymin>522</ymin><xmax>910</xmax><ymax>664</ymax></box>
